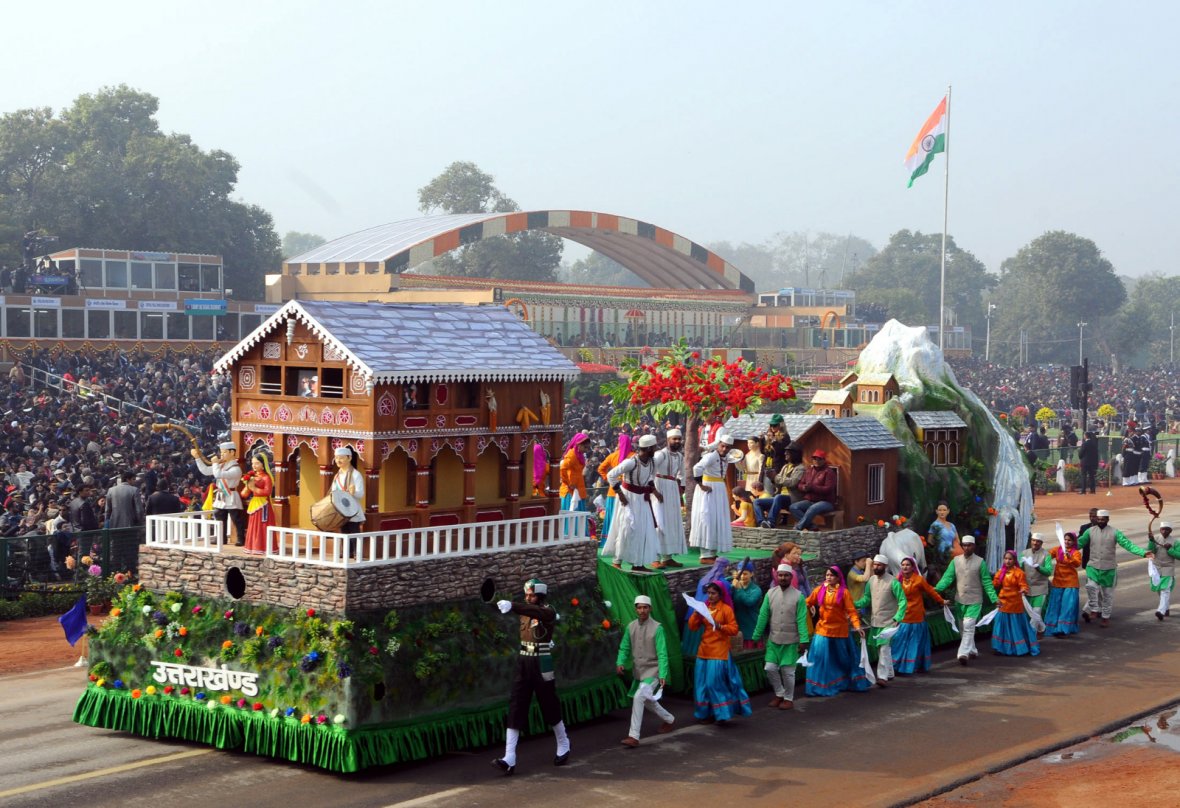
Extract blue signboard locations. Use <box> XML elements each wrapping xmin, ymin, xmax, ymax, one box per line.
<box><xmin>184</xmin><ymin>299</ymin><xmax>227</xmax><ymax>316</ymax></box>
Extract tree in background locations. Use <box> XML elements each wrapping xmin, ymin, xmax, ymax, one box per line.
<box><xmin>560</xmin><ymin>250</ymin><xmax>646</xmax><ymax>287</ymax></box>
<box><xmin>1114</xmin><ymin>274</ymin><xmax>1180</xmax><ymax>366</ymax></box>
<box><xmin>601</xmin><ymin>340</ymin><xmax>796</xmax><ymax>509</ymax></box>
<box><xmin>415</xmin><ymin>161</ymin><xmax>562</xmax><ymax>282</ymax></box>
<box><xmin>990</xmin><ymin>231</ymin><xmax>1125</xmax><ymax>366</ymax></box>
<box><xmin>0</xmin><ymin>85</ymin><xmax>280</xmax><ymax>297</ymax></box>
<box><xmin>282</xmin><ymin>231</ymin><xmax>327</xmax><ymax>259</ymax></box>
<box><xmin>710</xmin><ymin>231</ymin><xmax>876</xmax><ymax>293</ymax></box>
<box><xmin>843</xmin><ymin>229</ymin><xmax>993</xmax><ymax>334</ymax></box>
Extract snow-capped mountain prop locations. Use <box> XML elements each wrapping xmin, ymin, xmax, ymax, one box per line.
<box><xmin>852</xmin><ymin>320</ymin><xmax>1031</xmax><ymax>570</ymax></box>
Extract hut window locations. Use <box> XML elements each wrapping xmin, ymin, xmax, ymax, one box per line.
<box><xmin>319</xmin><ymin>367</ymin><xmax>344</xmax><ymax>398</ymax></box>
<box><xmin>261</xmin><ymin>366</ymin><xmax>282</xmax><ymax>395</ymax></box>
<box><xmin>867</xmin><ymin>463</ymin><xmax>885</xmax><ymax>505</ymax></box>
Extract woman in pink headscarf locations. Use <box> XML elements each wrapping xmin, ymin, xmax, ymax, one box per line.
<box><xmin>804</xmin><ymin>566</ymin><xmax>871</xmax><ymax>696</ymax></box>
<box><xmin>559</xmin><ymin>433</ymin><xmax>590</xmax><ymax>511</ymax></box>
<box><xmin>598</xmin><ymin>433</ymin><xmax>633</xmax><ymax>537</ymax></box>
<box><xmin>532</xmin><ymin>443</ymin><xmax>549</xmax><ymax>497</ymax></box>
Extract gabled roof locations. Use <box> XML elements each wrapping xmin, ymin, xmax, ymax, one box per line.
<box><xmin>811</xmin><ymin>389</ymin><xmax>854</xmax><ymax>406</ymax></box>
<box><xmin>907</xmin><ymin>411</ymin><xmax>968</xmax><ymax>429</ymax></box>
<box><xmin>856</xmin><ymin>372</ymin><xmax>898</xmax><ymax>387</ymax></box>
<box><xmin>722</xmin><ymin>413</ymin><xmax>821</xmax><ymax>441</ymax></box>
<box><xmin>798</xmin><ymin>416</ymin><xmax>904</xmax><ymax>451</ymax></box>
<box><xmin>214</xmin><ymin>300</ymin><xmax>579</xmax><ymax>385</ymax></box>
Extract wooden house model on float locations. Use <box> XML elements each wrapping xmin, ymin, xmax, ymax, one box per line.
<box><xmin>840</xmin><ymin>371</ymin><xmax>900</xmax><ymax>408</ymax></box>
<box><xmin>212</xmin><ymin>300</ymin><xmax>578</xmax><ymax>531</ymax></box>
<box><xmin>793</xmin><ymin>416</ymin><xmax>903</xmax><ymax>528</ymax></box>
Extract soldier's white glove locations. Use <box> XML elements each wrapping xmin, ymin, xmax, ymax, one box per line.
<box><xmin>496</xmin><ymin>600</ymin><xmax>512</xmax><ymax>614</ymax></box>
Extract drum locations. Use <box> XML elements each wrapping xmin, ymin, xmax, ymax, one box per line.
<box><xmin>310</xmin><ymin>490</ymin><xmax>361</xmax><ymax>532</ymax></box>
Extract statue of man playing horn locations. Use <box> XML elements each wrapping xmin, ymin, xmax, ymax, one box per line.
<box><xmin>193</xmin><ymin>441</ymin><xmax>246</xmax><ymax>546</ymax></box>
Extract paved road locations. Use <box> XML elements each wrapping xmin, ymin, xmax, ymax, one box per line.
<box><xmin>3</xmin><ymin>506</ymin><xmax>1180</xmax><ymax>808</ymax></box>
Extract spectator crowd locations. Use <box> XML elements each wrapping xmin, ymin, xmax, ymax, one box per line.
<box><xmin>2</xmin><ymin>348</ymin><xmax>232</xmax><ymax>582</ymax></box>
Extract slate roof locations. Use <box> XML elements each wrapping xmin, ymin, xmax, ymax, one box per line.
<box><xmin>722</xmin><ymin>413</ymin><xmax>821</xmax><ymax>441</ymax></box>
<box><xmin>798</xmin><ymin>416</ymin><xmax>904</xmax><ymax>451</ymax></box>
<box><xmin>907</xmin><ymin>411</ymin><xmax>968</xmax><ymax>429</ymax></box>
<box><xmin>214</xmin><ymin>300</ymin><xmax>579</xmax><ymax>384</ymax></box>
<box><xmin>856</xmin><ymin>372</ymin><xmax>897</xmax><ymax>387</ymax></box>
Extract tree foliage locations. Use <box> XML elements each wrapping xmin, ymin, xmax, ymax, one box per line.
<box><xmin>0</xmin><ymin>85</ymin><xmax>280</xmax><ymax>297</ymax></box>
<box><xmin>282</xmin><ymin>231</ymin><xmax>327</xmax><ymax>259</ymax></box>
<box><xmin>843</xmin><ymin>230</ymin><xmax>994</xmax><ymax>334</ymax></box>
<box><xmin>560</xmin><ymin>250</ymin><xmax>646</xmax><ymax>287</ymax></box>
<box><xmin>709</xmin><ymin>231</ymin><xmax>876</xmax><ymax>293</ymax></box>
<box><xmin>601</xmin><ymin>340</ymin><xmax>796</xmax><ymax>508</ymax></box>
<box><xmin>990</xmin><ymin>231</ymin><xmax>1126</xmax><ymax>365</ymax></box>
<box><xmin>416</xmin><ymin>160</ymin><xmax>562</xmax><ymax>282</ymax></box>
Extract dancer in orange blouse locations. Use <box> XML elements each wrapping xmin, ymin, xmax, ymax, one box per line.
<box><xmin>1044</xmin><ymin>532</ymin><xmax>1083</xmax><ymax>637</ymax></box>
<box><xmin>687</xmin><ymin>581</ymin><xmax>752</xmax><ymax>723</ymax></box>
<box><xmin>890</xmin><ymin>556</ymin><xmax>947</xmax><ymax>674</ymax></box>
<box><xmin>991</xmin><ymin>550</ymin><xmax>1039</xmax><ymax>656</ymax></box>
<box><xmin>804</xmin><ymin>566</ymin><xmax>871</xmax><ymax>696</ymax></box>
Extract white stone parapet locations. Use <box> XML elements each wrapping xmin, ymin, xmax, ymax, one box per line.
<box><xmin>146</xmin><ymin>511</ymin><xmax>224</xmax><ymax>552</ymax></box>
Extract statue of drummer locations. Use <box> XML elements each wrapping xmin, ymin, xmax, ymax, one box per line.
<box><xmin>492</xmin><ymin>578</ymin><xmax>571</xmax><ymax>775</ymax></box>
<box><xmin>193</xmin><ymin>440</ymin><xmax>246</xmax><ymax>546</ymax></box>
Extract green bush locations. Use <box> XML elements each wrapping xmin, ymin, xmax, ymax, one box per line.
<box><xmin>0</xmin><ymin>589</ymin><xmax>85</xmax><ymax>620</ymax></box>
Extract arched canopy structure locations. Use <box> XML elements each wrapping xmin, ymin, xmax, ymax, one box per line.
<box><xmin>285</xmin><ymin>211</ymin><xmax>754</xmax><ymax>292</ymax></box>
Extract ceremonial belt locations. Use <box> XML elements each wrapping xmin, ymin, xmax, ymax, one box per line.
<box><xmin>622</xmin><ymin>481</ymin><xmax>659</xmax><ymax>522</ymax></box>
<box><xmin>656</xmin><ymin>474</ymin><xmax>679</xmax><ymax>481</ymax></box>
<box><xmin>703</xmin><ymin>475</ymin><xmax>725</xmax><ymax>482</ymax></box>
<box><xmin>621</xmin><ymin>482</ymin><xmax>655</xmax><ymax>496</ymax></box>
<box><xmin>520</xmin><ymin>641</ymin><xmax>553</xmax><ymax>656</ymax></box>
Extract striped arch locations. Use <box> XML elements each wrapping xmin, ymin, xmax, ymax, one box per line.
<box><xmin>285</xmin><ymin>211</ymin><xmax>755</xmax><ymax>292</ymax></box>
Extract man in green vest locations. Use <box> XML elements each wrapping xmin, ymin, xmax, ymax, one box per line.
<box><xmin>1079</xmin><ymin>509</ymin><xmax>1153</xmax><ymax>627</ymax></box>
<box><xmin>854</xmin><ymin>553</ymin><xmax>905</xmax><ymax>685</ymax></box>
<box><xmin>935</xmin><ymin>535</ymin><xmax>998</xmax><ymax>665</ymax></box>
<box><xmin>751</xmin><ymin>563</ymin><xmax>810</xmax><ymax>709</ymax></box>
<box><xmin>1021</xmin><ymin>533</ymin><xmax>1053</xmax><ymax>615</ymax></box>
<box><xmin>616</xmin><ymin>594</ymin><xmax>675</xmax><ymax>747</ymax></box>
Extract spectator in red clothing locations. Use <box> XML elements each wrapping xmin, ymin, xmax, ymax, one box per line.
<box><xmin>788</xmin><ymin>449</ymin><xmax>837</xmax><ymax>531</ymax></box>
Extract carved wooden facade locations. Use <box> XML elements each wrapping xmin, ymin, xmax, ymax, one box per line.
<box><xmin>217</xmin><ymin>302</ymin><xmax>576</xmax><ymax>530</ymax></box>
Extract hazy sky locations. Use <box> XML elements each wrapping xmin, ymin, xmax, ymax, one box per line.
<box><xmin>5</xmin><ymin>1</ymin><xmax>1177</xmax><ymax>278</ymax></box>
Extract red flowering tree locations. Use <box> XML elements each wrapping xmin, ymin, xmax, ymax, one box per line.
<box><xmin>601</xmin><ymin>341</ymin><xmax>796</xmax><ymax>509</ymax></box>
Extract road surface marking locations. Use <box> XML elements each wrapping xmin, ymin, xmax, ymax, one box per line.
<box><xmin>0</xmin><ymin>748</ymin><xmax>212</xmax><ymax>799</ymax></box>
<box><xmin>383</xmin><ymin>787</ymin><xmax>471</xmax><ymax>807</ymax></box>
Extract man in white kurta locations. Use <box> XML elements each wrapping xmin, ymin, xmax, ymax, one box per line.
<box><xmin>688</xmin><ymin>432</ymin><xmax>734</xmax><ymax>563</ymax></box>
<box><xmin>652</xmin><ymin>429</ymin><xmax>686</xmax><ymax>568</ymax></box>
<box><xmin>604</xmin><ymin>435</ymin><xmax>663</xmax><ymax>571</ymax></box>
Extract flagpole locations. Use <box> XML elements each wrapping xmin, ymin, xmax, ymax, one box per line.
<box><xmin>939</xmin><ymin>84</ymin><xmax>951</xmax><ymax>351</ymax></box>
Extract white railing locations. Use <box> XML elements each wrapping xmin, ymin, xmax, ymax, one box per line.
<box><xmin>267</xmin><ymin>510</ymin><xmax>591</xmax><ymax>567</ymax></box>
<box><xmin>146</xmin><ymin>511</ymin><xmax>224</xmax><ymax>552</ymax></box>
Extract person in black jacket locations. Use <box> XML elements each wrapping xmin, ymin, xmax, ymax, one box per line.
<box><xmin>68</xmin><ymin>485</ymin><xmax>100</xmax><ymax>533</ymax></box>
<box><xmin>1077</xmin><ymin>431</ymin><xmax>1099</xmax><ymax>495</ymax></box>
<box><xmin>145</xmin><ymin>481</ymin><xmax>184</xmax><ymax>516</ymax></box>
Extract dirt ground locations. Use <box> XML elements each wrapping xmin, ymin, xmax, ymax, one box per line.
<box><xmin>920</xmin><ymin>709</ymin><xmax>1180</xmax><ymax>806</ymax></box>
<box><xmin>1027</xmin><ymin>476</ymin><xmax>1180</xmax><ymax>522</ymax></box>
<box><xmin>0</xmin><ymin>614</ymin><xmax>99</xmax><ymax>675</ymax></box>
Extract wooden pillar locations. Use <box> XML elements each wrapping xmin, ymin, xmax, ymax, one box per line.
<box><xmin>549</xmin><ymin>431</ymin><xmax>563</xmax><ymax>504</ymax></box>
<box><xmin>414</xmin><ymin>446</ymin><xmax>432</xmax><ymax>526</ymax></box>
<box><xmin>272</xmin><ymin>432</ymin><xmax>292</xmax><ymax>528</ymax></box>
<box><xmin>319</xmin><ymin>464</ymin><xmax>334</xmax><ymax>499</ymax></box>
<box><xmin>506</xmin><ymin>434</ymin><xmax>522</xmax><ymax>502</ymax></box>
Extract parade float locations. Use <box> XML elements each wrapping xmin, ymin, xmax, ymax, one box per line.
<box><xmin>73</xmin><ymin>301</ymin><xmax>626</xmax><ymax>772</ymax></box>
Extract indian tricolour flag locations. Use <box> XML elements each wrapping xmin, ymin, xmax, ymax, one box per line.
<box><xmin>904</xmin><ymin>96</ymin><xmax>947</xmax><ymax>187</ymax></box>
